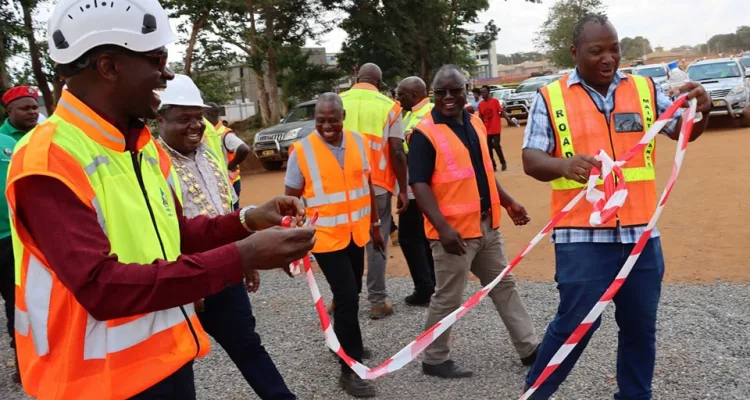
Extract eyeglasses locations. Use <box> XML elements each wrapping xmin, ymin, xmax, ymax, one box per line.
<box><xmin>99</xmin><ymin>46</ymin><xmax>169</xmax><ymax>70</ymax></box>
<box><xmin>433</xmin><ymin>87</ymin><xmax>465</xmax><ymax>98</ymax></box>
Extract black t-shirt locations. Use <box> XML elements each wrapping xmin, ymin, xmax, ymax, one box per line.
<box><xmin>408</xmin><ymin>108</ymin><xmax>491</xmax><ymax>212</ymax></box>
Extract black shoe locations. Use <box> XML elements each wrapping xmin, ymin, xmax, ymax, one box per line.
<box><xmin>339</xmin><ymin>372</ymin><xmax>376</xmax><ymax>398</ymax></box>
<box><xmin>521</xmin><ymin>347</ymin><xmax>538</xmax><ymax>367</ymax></box>
<box><xmin>422</xmin><ymin>359</ymin><xmax>473</xmax><ymax>378</ymax></box>
<box><xmin>405</xmin><ymin>291</ymin><xmax>432</xmax><ymax>306</ymax></box>
<box><xmin>330</xmin><ymin>347</ymin><xmax>372</xmax><ymax>360</ymax></box>
<box><xmin>501</xmin><ymin>163</ymin><xmax>508</xmax><ymax>171</ymax></box>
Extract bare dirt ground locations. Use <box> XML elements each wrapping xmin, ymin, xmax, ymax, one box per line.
<box><xmin>239</xmin><ymin>119</ymin><xmax>750</xmax><ymax>284</ymax></box>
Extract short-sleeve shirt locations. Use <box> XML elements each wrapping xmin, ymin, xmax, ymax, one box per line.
<box><xmin>408</xmin><ymin>108</ymin><xmax>491</xmax><ymax>213</ymax></box>
<box><xmin>478</xmin><ymin>97</ymin><xmax>503</xmax><ymax>135</ymax></box>
<box><xmin>284</xmin><ymin>131</ymin><xmax>371</xmax><ymax>190</ymax></box>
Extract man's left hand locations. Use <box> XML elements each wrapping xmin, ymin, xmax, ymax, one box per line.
<box><xmin>244</xmin><ymin>269</ymin><xmax>260</xmax><ymax>293</ymax></box>
<box><xmin>396</xmin><ymin>192</ymin><xmax>409</xmax><ymax>214</ymax></box>
<box><xmin>674</xmin><ymin>82</ymin><xmax>711</xmax><ymax>113</ymax></box>
<box><xmin>246</xmin><ymin>196</ymin><xmax>306</xmax><ymax>230</ymax></box>
<box><xmin>505</xmin><ymin>201</ymin><xmax>530</xmax><ymax>226</ymax></box>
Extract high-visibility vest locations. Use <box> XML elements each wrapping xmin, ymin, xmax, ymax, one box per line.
<box><xmin>402</xmin><ymin>98</ymin><xmax>434</xmax><ymax>152</ymax></box>
<box><xmin>341</xmin><ymin>83</ymin><xmax>402</xmax><ymax>193</ymax></box>
<box><xmin>414</xmin><ymin>112</ymin><xmax>502</xmax><ymax>240</ymax></box>
<box><xmin>215</xmin><ymin>122</ymin><xmax>241</xmax><ymax>183</ymax></box>
<box><xmin>291</xmin><ymin>130</ymin><xmax>371</xmax><ymax>253</ymax></box>
<box><xmin>202</xmin><ymin>117</ymin><xmax>227</xmax><ymax>169</ymax></box>
<box><xmin>540</xmin><ymin>74</ymin><xmax>657</xmax><ymax>228</ymax></box>
<box><xmin>5</xmin><ymin>90</ymin><xmax>211</xmax><ymax>400</ymax></box>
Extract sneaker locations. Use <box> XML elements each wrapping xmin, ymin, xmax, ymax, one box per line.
<box><xmin>422</xmin><ymin>359</ymin><xmax>473</xmax><ymax>379</ymax></box>
<box><xmin>339</xmin><ymin>372</ymin><xmax>376</xmax><ymax>398</ymax></box>
<box><xmin>404</xmin><ymin>291</ymin><xmax>433</xmax><ymax>307</ymax></box>
<box><xmin>370</xmin><ymin>301</ymin><xmax>394</xmax><ymax>320</ymax></box>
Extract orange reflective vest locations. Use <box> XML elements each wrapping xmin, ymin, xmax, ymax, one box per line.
<box><xmin>415</xmin><ymin>113</ymin><xmax>502</xmax><ymax>240</ymax></box>
<box><xmin>6</xmin><ymin>90</ymin><xmax>211</xmax><ymax>399</ymax></box>
<box><xmin>292</xmin><ymin>130</ymin><xmax>372</xmax><ymax>253</ymax></box>
<box><xmin>341</xmin><ymin>83</ymin><xmax>402</xmax><ymax>193</ymax></box>
<box><xmin>540</xmin><ymin>74</ymin><xmax>657</xmax><ymax>228</ymax></box>
<box><xmin>215</xmin><ymin>122</ymin><xmax>241</xmax><ymax>183</ymax></box>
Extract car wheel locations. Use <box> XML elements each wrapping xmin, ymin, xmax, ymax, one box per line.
<box><xmin>261</xmin><ymin>161</ymin><xmax>284</xmax><ymax>171</ymax></box>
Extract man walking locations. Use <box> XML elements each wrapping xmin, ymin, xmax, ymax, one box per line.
<box><xmin>1</xmin><ymin>86</ymin><xmax>40</xmax><ymax>141</ymax></box>
<box><xmin>395</xmin><ymin>76</ymin><xmax>436</xmax><ymax>306</ymax></box>
<box><xmin>285</xmin><ymin>93</ymin><xmax>384</xmax><ymax>398</ymax></box>
<box><xmin>409</xmin><ymin>65</ymin><xmax>539</xmax><ymax>378</ymax></box>
<box><xmin>158</xmin><ymin>74</ymin><xmax>296</xmax><ymax>399</ymax></box>
<box><xmin>340</xmin><ymin>63</ymin><xmax>408</xmax><ymax>319</ymax></box>
<box><xmin>204</xmin><ymin>103</ymin><xmax>250</xmax><ymax>210</ymax></box>
<box><xmin>522</xmin><ymin>14</ymin><xmax>710</xmax><ymax>399</ymax></box>
<box><xmin>6</xmin><ymin>1</ymin><xmax>315</xmax><ymax>398</ymax></box>
<box><xmin>478</xmin><ymin>85</ymin><xmax>517</xmax><ymax>171</ymax></box>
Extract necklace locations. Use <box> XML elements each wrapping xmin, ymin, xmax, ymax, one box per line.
<box><xmin>157</xmin><ymin>138</ymin><xmax>232</xmax><ymax>217</ymax></box>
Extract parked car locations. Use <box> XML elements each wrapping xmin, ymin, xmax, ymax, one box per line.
<box><xmin>491</xmin><ymin>88</ymin><xmax>515</xmax><ymax>108</ymax></box>
<box><xmin>252</xmin><ymin>100</ymin><xmax>317</xmax><ymax>170</ymax></box>
<box><xmin>740</xmin><ymin>57</ymin><xmax>750</xmax><ymax>76</ymax></box>
<box><xmin>634</xmin><ymin>63</ymin><xmax>670</xmax><ymax>93</ymax></box>
<box><xmin>619</xmin><ymin>67</ymin><xmax>635</xmax><ymax>75</ymax></box>
<box><xmin>504</xmin><ymin>75</ymin><xmax>564</xmax><ymax>121</ymax></box>
<box><xmin>686</xmin><ymin>57</ymin><xmax>750</xmax><ymax>124</ymax></box>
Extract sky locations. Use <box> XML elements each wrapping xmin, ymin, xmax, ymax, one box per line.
<box><xmin>303</xmin><ymin>0</ymin><xmax>749</xmax><ymax>56</ymax></box>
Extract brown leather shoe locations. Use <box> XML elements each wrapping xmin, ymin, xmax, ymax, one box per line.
<box><xmin>370</xmin><ymin>301</ymin><xmax>394</xmax><ymax>320</ymax></box>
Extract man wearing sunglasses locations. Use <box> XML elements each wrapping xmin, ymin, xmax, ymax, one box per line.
<box><xmin>5</xmin><ymin>1</ymin><xmax>315</xmax><ymax>399</ymax></box>
<box><xmin>408</xmin><ymin>65</ymin><xmax>539</xmax><ymax>378</ymax></box>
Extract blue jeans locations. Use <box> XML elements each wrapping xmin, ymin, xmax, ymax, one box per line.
<box><xmin>525</xmin><ymin>238</ymin><xmax>665</xmax><ymax>400</ymax></box>
<box><xmin>198</xmin><ymin>284</ymin><xmax>296</xmax><ymax>400</ymax></box>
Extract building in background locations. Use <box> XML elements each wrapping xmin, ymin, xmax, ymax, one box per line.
<box><xmin>466</xmin><ymin>34</ymin><xmax>498</xmax><ymax>80</ymax></box>
<box><xmin>496</xmin><ymin>60</ymin><xmax>553</xmax><ymax>77</ymax></box>
<box><xmin>325</xmin><ymin>52</ymin><xmax>353</xmax><ymax>92</ymax></box>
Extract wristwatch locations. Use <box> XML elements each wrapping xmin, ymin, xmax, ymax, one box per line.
<box><xmin>239</xmin><ymin>205</ymin><xmax>257</xmax><ymax>232</ymax></box>
<box><xmin>371</xmin><ymin>218</ymin><xmax>382</xmax><ymax>227</ymax></box>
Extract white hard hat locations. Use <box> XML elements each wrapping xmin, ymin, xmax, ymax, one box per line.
<box><xmin>48</xmin><ymin>0</ymin><xmax>175</xmax><ymax>64</ymax></box>
<box><xmin>159</xmin><ymin>74</ymin><xmax>207</xmax><ymax>108</ymax></box>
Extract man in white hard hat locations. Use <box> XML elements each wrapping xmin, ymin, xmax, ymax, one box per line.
<box><xmin>5</xmin><ymin>1</ymin><xmax>315</xmax><ymax>399</ymax></box>
<box><xmin>157</xmin><ymin>74</ymin><xmax>296</xmax><ymax>399</ymax></box>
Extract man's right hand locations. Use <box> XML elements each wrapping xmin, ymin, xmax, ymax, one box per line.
<box><xmin>236</xmin><ymin>226</ymin><xmax>316</xmax><ymax>273</ymax></box>
<box><xmin>438</xmin><ymin>225</ymin><xmax>467</xmax><ymax>255</ymax></box>
<box><xmin>561</xmin><ymin>154</ymin><xmax>601</xmax><ymax>184</ymax></box>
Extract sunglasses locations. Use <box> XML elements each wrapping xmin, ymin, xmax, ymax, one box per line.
<box><xmin>100</xmin><ymin>47</ymin><xmax>169</xmax><ymax>70</ymax></box>
<box><xmin>433</xmin><ymin>87</ymin><xmax>465</xmax><ymax>98</ymax></box>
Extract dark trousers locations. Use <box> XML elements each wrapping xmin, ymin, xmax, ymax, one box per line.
<box><xmin>314</xmin><ymin>240</ymin><xmax>365</xmax><ymax>373</ymax></box>
<box><xmin>398</xmin><ymin>199</ymin><xmax>435</xmax><ymax>295</ymax></box>
<box><xmin>525</xmin><ymin>239</ymin><xmax>665</xmax><ymax>400</ymax></box>
<box><xmin>0</xmin><ymin>236</ymin><xmax>15</xmax><ymax>347</ymax></box>
<box><xmin>233</xmin><ymin>180</ymin><xmax>242</xmax><ymax>211</ymax></box>
<box><xmin>198</xmin><ymin>283</ymin><xmax>296</xmax><ymax>400</ymax></box>
<box><xmin>129</xmin><ymin>361</ymin><xmax>196</xmax><ymax>399</ymax></box>
<box><xmin>487</xmin><ymin>134</ymin><xmax>506</xmax><ymax>168</ymax></box>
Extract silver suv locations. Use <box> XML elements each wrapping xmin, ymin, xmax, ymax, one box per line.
<box><xmin>687</xmin><ymin>58</ymin><xmax>750</xmax><ymax>121</ymax></box>
<box><xmin>504</xmin><ymin>75</ymin><xmax>563</xmax><ymax>121</ymax></box>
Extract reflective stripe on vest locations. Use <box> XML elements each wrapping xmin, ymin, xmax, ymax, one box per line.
<box><xmin>547</xmin><ymin>75</ymin><xmax>655</xmax><ymax>190</ymax></box>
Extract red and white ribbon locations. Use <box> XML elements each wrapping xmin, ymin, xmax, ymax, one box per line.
<box><xmin>283</xmin><ymin>96</ymin><xmax>696</xmax><ymax>386</ymax></box>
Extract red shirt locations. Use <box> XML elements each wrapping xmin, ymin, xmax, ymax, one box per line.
<box><xmin>14</xmin><ymin>118</ymin><xmax>247</xmax><ymax>321</ymax></box>
<box><xmin>478</xmin><ymin>97</ymin><xmax>503</xmax><ymax>135</ymax></box>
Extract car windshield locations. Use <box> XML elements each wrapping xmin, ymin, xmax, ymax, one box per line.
<box><xmin>283</xmin><ymin>105</ymin><xmax>315</xmax><ymax>123</ymax></box>
<box><xmin>515</xmin><ymin>80</ymin><xmax>549</xmax><ymax>93</ymax></box>
<box><xmin>688</xmin><ymin>62</ymin><xmax>742</xmax><ymax>81</ymax></box>
<box><xmin>635</xmin><ymin>67</ymin><xmax>666</xmax><ymax>78</ymax></box>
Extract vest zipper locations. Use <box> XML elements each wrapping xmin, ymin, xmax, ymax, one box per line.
<box><xmin>130</xmin><ymin>150</ymin><xmax>201</xmax><ymax>357</ymax></box>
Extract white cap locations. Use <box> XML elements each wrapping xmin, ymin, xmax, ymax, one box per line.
<box><xmin>159</xmin><ymin>74</ymin><xmax>207</xmax><ymax>108</ymax></box>
<box><xmin>48</xmin><ymin>0</ymin><xmax>175</xmax><ymax>64</ymax></box>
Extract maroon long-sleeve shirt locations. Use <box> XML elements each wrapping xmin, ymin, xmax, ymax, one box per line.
<box><xmin>13</xmin><ymin>119</ymin><xmax>247</xmax><ymax>321</ymax></box>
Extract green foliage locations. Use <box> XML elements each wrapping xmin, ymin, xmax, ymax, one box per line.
<box><xmin>620</xmin><ymin>36</ymin><xmax>652</xmax><ymax>60</ymax></box>
<box><xmin>276</xmin><ymin>45</ymin><xmax>346</xmax><ymax>106</ymax></box>
<box><xmin>705</xmin><ymin>26</ymin><xmax>750</xmax><ymax>54</ymax></box>
<box><xmin>534</xmin><ymin>0</ymin><xmax>606</xmax><ymax>68</ymax></box>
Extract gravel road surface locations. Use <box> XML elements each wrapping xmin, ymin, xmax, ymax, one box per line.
<box><xmin>1</xmin><ymin>273</ymin><xmax>748</xmax><ymax>399</ymax></box>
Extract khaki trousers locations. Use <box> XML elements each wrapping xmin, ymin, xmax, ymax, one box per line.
<box><xmin>423</xmin><ymin>218</ymin><xmax>538</xmax><ymax>365</ymax></box>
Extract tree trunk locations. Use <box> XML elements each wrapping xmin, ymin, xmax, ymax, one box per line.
<box><xmin>20</xmin><ymin>0</ymin><xmax>54</xmax><ymax>113</ymax></box>
<box><xmin>53</xmin><ymin>76</ymin><xmax>64</xmax><ymax>104</ymax></box>
<box><xmin>246</xmin><ymin>0</ymin><xmax>270</xmax><ymax>126</ymax></box>
<box><xmin>263</xmin><ymin>11</ymin><xmax>281</xmax><ymax>123</ymax></box>
<box><xmin>419</xmin><ymin>43</ymin><xmax>428</xmax><ymax>83</ymax></box>
<box><xmin>0</xmin><ymin>33</ymin><xmax>9</xmax><ymax>91</ymax></box>
<box><xmin>184</xmin><ymin>11</ymin><xmax>210</xmax><ymax>77</ymax></box>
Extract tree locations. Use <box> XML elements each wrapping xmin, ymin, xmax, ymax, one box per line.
<box><xmin>620</xmin><ymin>36</ymin><xmax>652</xmax><ymax>60</ymax></box>
<box><xmin>18</xmin><ymin>0</ymin><xmax>54</xmax><ymax>113</ymax></box>
<box><xmin>276</xmin><ymin>45</ymin><xmax>346</xmax><ymax>108</ymax></box>
<box><xmin>1</xmin><ymin>1</ymin><xmax>24</xmax><ymax>93</ymax></box>
<box><xmin>162</xmin><ymin>0</ymin><xmax>219</xmax><ymax>77</ymax></box>
<box><xmin>534</xmin><ymin>0</ymin><xmax>606</xmax><ymax>68</ymax></box>
<box><xmin>472</xmin><ymin>19</ymin><xmax>500</xmax><ymax>77</ymax></box>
